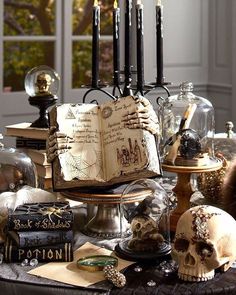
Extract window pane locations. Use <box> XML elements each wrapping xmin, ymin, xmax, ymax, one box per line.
<box><xmin>100</xmin><ymin>40</ymin><xmax>113</xmax><ymax>83</ymax></box>
<box><xmin>4</xmin><ymin>41</ymin><xmax>55</xmax><ymax>92</ymax></box>
<box><xmin>72</xmin><ymin>40</ymin><xmax>113</xmax><ymax>88</ymax></box>
<box><xmin>73</xmin><ymin>0</ymin><xmax>113</xmax><ymax>36</ymax></box>
<box><xmin>4</xmin><ymin>0</ymin><xmax>55</xmax><ymax>36</ymax></box>
<box><xmin>72</xmin><ymin>41</ymin><xmax>92</xmax><ymax>88</ymax></box>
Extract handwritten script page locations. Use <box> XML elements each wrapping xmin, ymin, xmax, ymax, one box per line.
<box><xmin>55</xmin><ymin>104</ymin><xmax>104</xmax><ymax>182</ymax></box>
<box><xmin>100</xmin><ymin>96</ymin><xmax>149</xmax><ymax>180</ymax></box>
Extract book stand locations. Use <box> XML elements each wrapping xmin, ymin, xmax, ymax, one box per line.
<box><xmin>57</xmin><ymin>0</ymin><xmax>172</xmax><ymax>238</ymax></box>
<box><xmin>62</xmin><ymin>186</ymin><xmax>152</xmax><ymax>238</ymax></box>
<box><xmin>162</xmin><ymin>158</ymin><xmax>222</xmax><ymax>233</ymax></box>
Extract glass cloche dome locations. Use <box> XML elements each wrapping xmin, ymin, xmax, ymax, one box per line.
<box><xmin>115</xmin><ymin>178</ymin><xmax>171</xmax><ymax>260</ymax></box>
<box><xmin>160</xmin><ymin>82</ymin><xmax>215</xmax><ymax>166</ymax></box>
<box><xmin>0</xmin><ymin>136</ymin><xmax>37</xmax><ymax>193</ymax></box>
<box><xmin>25</xmin><ymin>65</ymin><xmax>60</xmax><ymax>97</ymax></box>
<box><xmin>25</xmin><ymin>65</ymin><xmax>59</xmax><ymax>128</ymax></box>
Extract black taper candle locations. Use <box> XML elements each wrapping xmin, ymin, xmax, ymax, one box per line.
<box><xmin>136</xmin><ymin>0</ymin><xmax>144</xmax><ymax>95</ymax></box>
<box><xmin>113</xmin><ymin>0</ymin><xmax>121</xmax><ymax>87</ymax></box>
<box><xmin>156</xmin><ymin>1</ymin><xmax>164</xmax><ymax>85</ymax></box>
<box><xmin>123</xmin><ymin>0</ymin><xmax>133</xmax><ymax>97</ymax></box>
<box><xmin>92</xmin><ymin>0</ymin><xmax>100</xmax><ymax>88</ymax></box>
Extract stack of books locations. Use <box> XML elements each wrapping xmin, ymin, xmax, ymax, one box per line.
<box><xmin>5</xmin><ymin>122</ymin><xmax>52</xmax><ymax>189</ymax></box>
<box><xmin>4</xmin><ymin>201</ymin><xmax>74</xmax><ymax>262</ymax></box>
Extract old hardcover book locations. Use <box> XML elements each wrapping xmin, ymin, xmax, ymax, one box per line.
<box><xmin>5</xmin><ymin>123</ymin><xmax>49</xmax><ymax>140</ymax></box>
<box><xmin>16</xmin><ymin>137</ymin><xmax>46</xmax><ymax>150</ymax></box>
<box><xmin>8</xmin><ymin>230</ymin><xmax>73</xmax><ymax>248</ymax></box>
<box><xmin>49</xmin><ymin>96</ymin><xmax>161</xmax><ymax>190</ymax></box>
<box><xmin>4</xmin><ymin>237</ymin><xmax>73</xmax><ymax>262</ymax></box>
<box><xmin>35</xmin><ymin>163</ymin><xmax>52</xmax><ymax>178</ymax></box>
<box><xmin>38</xmin><ymin>176</ymin><xmax>52</xmax><ymax>190</ymax></box>
<box><xmin>7</xmin><ymin>202</ymin><xmax>73</xmax><ymax>231</ymax></box>
<box><xmin>21</xmin><ymin>149</ymin><xmax>49</xmax><ymax>165</ymax></box>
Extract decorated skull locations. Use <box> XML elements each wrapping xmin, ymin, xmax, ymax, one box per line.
<box><xmin>130</xmin><ymin>215</ymin><xmax>157</xmax><ymax>240</ymax></box>
<box><xmin>172</xmin><ymin>205</ymin><xmax>236</xmax><ymax>282</ymax></box>
<box><xmin>128</xmin><ymin>215</ymin><xmax>164</xmax><ymax>252</ymax></box>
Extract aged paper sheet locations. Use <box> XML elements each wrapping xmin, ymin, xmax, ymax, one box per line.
<box><xmin>28</xmin><ymin>242</ymin><xmax>134</xmax><ymax>288</ymax></box>
<box><xmin>55</xmin><ymin>104</ymin><xmax>104</xmax><ymax>181</ymax></box>
<box><xmin>101</xmin><ymin>96</ymin><xmax>149</xmax><ymax>180</ymax></box>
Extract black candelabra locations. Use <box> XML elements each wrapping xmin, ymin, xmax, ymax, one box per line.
<box><xmin>82</xmin><ymin>0</ymin><xmax>170</xmax><ymax>105</ymax></box>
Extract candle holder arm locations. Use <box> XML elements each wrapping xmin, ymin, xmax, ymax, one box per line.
<box><xmin>82</xmin><ymin>86</ymin><xmax>116</xmax><ymax>103</ymax></box>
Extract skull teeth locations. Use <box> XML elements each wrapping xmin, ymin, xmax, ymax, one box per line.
<box><xmin>178</xmin><ymin>272</ymin><xmax>214</xmax><ymax>282</ymax></box>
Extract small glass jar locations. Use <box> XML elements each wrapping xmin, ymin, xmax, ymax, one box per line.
<box><xmin>160</xmin><ymin>82</ymin><xmax>215</xmax><ymax>166</ymax></box>
<box><xmin>115</xmin><ymin>178</ymin><xmax>171</xmax><ymax>260</ymax></box>
<box><xmin>210</xmin><ymin>121</ymin><xmax>236</xmax><ymax>162</ymax></box>
<box><xmin>0</xmin><ymin>136</ymin><xmax>37</xmax><ymax>193</ymax></box>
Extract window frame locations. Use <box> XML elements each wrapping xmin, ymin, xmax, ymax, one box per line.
<box><xmin>63</xmin><ymin>0</ymin><xmax>115</xmax><ymax>104</ymax></box>
<box><xmin>0</xmin><ymin>1</ymin><xmax>155</xmax><ymax>110</ymax></box>
<box><xmin>0</xmin><ymin>0</ymin><xmax>62</xmax><ymax>115</ymax></box>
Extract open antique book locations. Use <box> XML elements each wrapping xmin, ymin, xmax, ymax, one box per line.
<box><xmin>49</xmin><ymin>96</ymin><xmax>161</xmax><ymax>190</ymax></box>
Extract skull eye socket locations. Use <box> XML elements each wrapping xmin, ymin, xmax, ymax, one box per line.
<box><xmin>135</xmin><ymin>222</ymin><xmax>142</xmax><ymax>230</ymax></box>
<box><xmin>196</xmin><ymin>242</ymin><xmax>213</xmax><ymax>258</ymax></box>
<box><xmin>174</xmin><ymin>238</ymin><xmax>189</xmax><ymax>252</ymax></box>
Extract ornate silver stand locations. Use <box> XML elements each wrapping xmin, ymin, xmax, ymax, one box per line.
<box><xmin>62</xmin><ymin>188</ymin><xmax>151</xmax><ymax>238</ymax></box>
<box><xmin>83</xmin><ymin>204</ymin><xmax>125</xmax><ymax>238</ymax></box>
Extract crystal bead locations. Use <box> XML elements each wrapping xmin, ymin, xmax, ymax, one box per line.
<box><xmin>159</xmin><ymin>260</ymin><xmax>178</xmax><ymax>275</ymax></box>
<box><xmin>147</xmin><ymin>280</ymin><xmax>156</xmax><ymax>287</ymax></box>
<box><xmin>0</xmin><ymin>253</ymin><xmax>3</xmax><ymax>264</ymax></box>
<box><xmin>21</xmin><ymin>259</ymin><xmax>29</xmax><ymax>266</ymax></box>
<box><xmin>134</xmin><ymin>266</ymin><xmax>143</xmax><ymax>272</ymax></box>
<box><xmin>231</xmin><ymin>260</ymin><xmax>236</xmax><ymax>268</ymax></box>
<box><xmin>29</xmin><ymin>258</ymin><xmax>39</xmax><ymax>267</ymax></box>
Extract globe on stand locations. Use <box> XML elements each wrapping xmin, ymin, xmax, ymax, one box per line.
<box><xmin>25</xmin><ymin>65</ymin><xmax>60</xmax><ymax>128</ymax></box>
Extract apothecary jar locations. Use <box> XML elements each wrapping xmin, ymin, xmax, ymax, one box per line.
<box><xmin>160</xmin><ymin>82</ymin><xmax>215</xmax><ymax>166</ymax></box>
<box><xmin>115</xmin><ymin>178</ymin><xmax>171</xmax><ymax>261</ymax></box>
<box><xmin>0</xmin><ymin>136</ymin><xmax>37</xmax><ymax>193</ymax></box>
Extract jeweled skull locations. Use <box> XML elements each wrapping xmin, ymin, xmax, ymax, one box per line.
<box><xmin>172</xmin><ymin>205</ymin><xmax>236</xmax><ymax>282</ymax></box>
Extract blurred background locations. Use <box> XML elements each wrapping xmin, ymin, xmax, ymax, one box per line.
<box><xmin>0</xmin><ymin>0</ymin><xmax>235</xmax><ymax>145</ymax></box>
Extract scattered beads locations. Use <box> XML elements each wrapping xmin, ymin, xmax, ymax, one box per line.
<box><xmin>159</xmin><ymin>260</ymin><xmax>178</xmax><ymax>275</ymax></box>
<box><xmin>147</xmin><ymin>280</ymin><xmax>156</xmax><ymax>287</ymax></box>
<box><xmin>21</xmin><ymin>259</ymin><xmax>29</xmax><ymax>267</ymax></box>
<box><xmin>21</xmin><ymin>258</ymin><xmax>39</xmax><ymax>267</ymax></box>
<box><xmin>134</xmin><ymin>266</ymin><xmax>143</xmax><ymax>272</ymax></box>
<box><xmin>29</xmin><ymin>258</ymin><xmax>39</xmax><ymax>267</ymax></box>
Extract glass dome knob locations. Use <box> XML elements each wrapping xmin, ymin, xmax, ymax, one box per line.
<box><xmin>180</xmin><ymin>81</ymin><xmax>194</xmax><ymax>93</ymax></box>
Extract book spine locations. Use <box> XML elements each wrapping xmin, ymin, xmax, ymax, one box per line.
<box><xmin>16</xmin><ymin>138</ymin><xmax>46</xmax><ymax>150</ymax></box>
<box><xmin>4</xmin><ymin>238</ymin><xmax>73</xmax><ymax>262</ymax></box>
<box><xmin>37</xmin><ymin>176</ymin><xmax>52</xmax><ymax>190</ymax></box>
<box><xmin>10</xmin><ymin>230</ymin><xmax>73</xmax><ymax>248</ymax></box>
<box><xmin>35</xmin><ymin>163</ymin><xmax>52</xmax><ymax>178</ymax></box>
<box><xmin>21</xmin><ymin>149</ymin><xmax>49</xmax><ymax>166</ymax></box>
<box><xmin>8</xmin><ymin>212</ymin><xmax>73</xmax><ymax>231</ymax></box>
